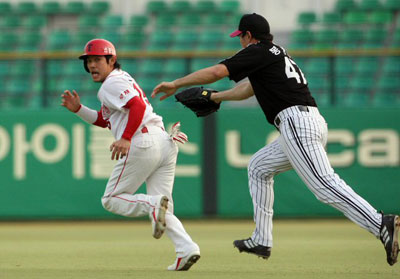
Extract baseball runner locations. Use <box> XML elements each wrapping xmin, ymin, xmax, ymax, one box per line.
<box><xmin>61</xmin><ymin>39</ymin><xmax>200</xmax><ymax>271</ymax></box>
<box><xmin>152</xmin><ymin>14</ymin><xmax>400</xmax><ymax>265</ymax></box>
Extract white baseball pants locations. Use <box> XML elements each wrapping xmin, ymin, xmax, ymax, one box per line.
<box><xmin>101</xmin><ymin>126</ymin><xmax>199</xmax><ymax>257</ymax></box>
<box><xmin>248</xmin><ymin>106</ymin><xmax>382</xmax><ymax>247</ymax></box>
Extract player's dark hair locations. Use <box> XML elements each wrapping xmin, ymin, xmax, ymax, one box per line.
<box><xmin>254</xmin><ymin>33</ymin><xmax>274</xmax><ymax>42</ymax></box>
<box><xmin>241</xmin><ymin>31</ymin><xmax>274</xmax><ymax>42</ymax></box>
<box><xmin>265</xmin><ymin>33</ymin><xmax>274</xmax><ymax>42</ymax></box>
<box><xmin>105</xmin><ymin>55</ymin><xmax>121</xmax><ymax>69</ymax></box>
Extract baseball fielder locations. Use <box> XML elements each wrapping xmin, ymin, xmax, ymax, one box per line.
<box><xmin>61</xmin><ymin>39</ymin><xmax>200</xmax><ymax>271</ymax></box>
<box><xmin>152</xmin><ymin>14</ymin><xmax>399</xmax><ymax>265</ymax></box>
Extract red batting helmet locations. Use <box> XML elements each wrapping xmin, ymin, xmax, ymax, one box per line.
<box><xmin>79</xmin><ymin>38</ymin><xmax>117</xmax><ymax>72</ymax></box>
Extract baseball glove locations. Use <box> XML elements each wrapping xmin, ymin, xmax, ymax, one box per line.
<box><xmin>175</xmin><ymin>87</ymin><xmax>220</xmax><ymax>117</ymax></box>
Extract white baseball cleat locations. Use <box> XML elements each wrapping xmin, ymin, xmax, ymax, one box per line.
<box><xmin>167</xmin><ymin>250</ymin><xmax>201</xmax><ymax>271</ymax></box>
<box><xmin>149</xmin><ymin>195</ymin><xmax>168</xmax><ymax>239</ymax></box>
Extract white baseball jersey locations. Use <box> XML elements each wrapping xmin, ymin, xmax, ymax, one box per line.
<box><xmin>94</xmin><ymin>69</ymin><xmax>199</xmax><ymax>261</ymax></box>
<box><xmin>98</xmin><ymin>69</ymin><xmax>163</xmax><ymax>140</ymax></box>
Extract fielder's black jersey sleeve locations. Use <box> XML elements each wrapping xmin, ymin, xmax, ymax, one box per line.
<box><xmin>220</xmin><ymin>41</ymin><xmax>317</xmax><ymax>124</ymax></box>
<box><xmin>219</xmin><ymin>45</ymin><xmax>276</xmax><ymax>82</ymax></box>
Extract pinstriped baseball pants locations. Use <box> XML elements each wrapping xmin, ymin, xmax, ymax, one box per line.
<box><xmin>248</xmin><ymin>106</ymin><xmax>382</xmax><ymax>247</ymax></box>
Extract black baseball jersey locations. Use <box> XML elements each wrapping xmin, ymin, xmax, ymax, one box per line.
<box><xmin>220</xmin><ymin>41</ymin><xmax>317</xmax><ymax>124</ymax></box>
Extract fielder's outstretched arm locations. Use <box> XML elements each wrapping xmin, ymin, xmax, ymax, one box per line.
<box><xmin>211</xmin><ymin>81</ymin><xmax>254</xmax><ymax>103</ymax></box>
<box><xmin>152</xmin><ymin>64</ymin><xmax>229</xmax><ymax>100</ymax></box>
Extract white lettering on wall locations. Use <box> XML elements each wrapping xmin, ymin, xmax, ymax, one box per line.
<box><xmin>13</xmin><ymin>124</ymin><xmax>70</xmax><ymax>179</ymax></box>
<box><xmin>0</xmin><ymin>126</ymin><xmax>10</xmax><ymax>160</ymax></box>
<box><xmin>31</xmin><ymin>124</ymin><xmax>69</xmax><ymax>163</ymax></box>
<box><xmin>225</xmin><ymin>129</ymin><xmax>399</xmax><ymax>168</ymax></box>
<box><xmin>226</xmin><ymin>130</ymin><xmax>252</xmax><ymax>168</ymax></box>
<box><xmin>72</xmin><ymin>124</ymin><xmax>85</xmax><ymax>179</ymax></box>
<box><xmin>327</xmin><ymin>130</ymin><xmax>355</xmax><ymax>167</ymax></box>
<box><xmin>14</xmin><ymin>124</ymin><xmax>30</xmax><ymax>179</ymax></box>
<box><xmin>2</xmin><ymin>124</ymin><xmax>398</xmax><ymax>180</ymax></box>
<box><xmin>359</xmin><ymin>129</ymin><xmax>399</xmax><ymax>167</ymax></box>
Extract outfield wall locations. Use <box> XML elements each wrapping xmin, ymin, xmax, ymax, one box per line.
<box><xmin>0</xmin><ymin>107</ymin><xmax>399</xmax><ymax>219</ymax></box>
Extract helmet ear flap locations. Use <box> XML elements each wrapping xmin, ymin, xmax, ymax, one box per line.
<box><xmin>83</xmin><ymin>59</ymin><xmax>89</xmax><ymax>73</ymax></box>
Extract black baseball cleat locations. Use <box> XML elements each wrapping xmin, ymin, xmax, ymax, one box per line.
<box><xmin>233</xmin><ymin>238</ymin><xmax>271</xmax><ymax>259</ymax></box>
<box><xmin>380</xmin><ymin>213</ymin><xmax>400</xmax><ymax>266</ymax></box>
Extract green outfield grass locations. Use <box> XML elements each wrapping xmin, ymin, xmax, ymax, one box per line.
<box><xmin>0</xmin><ymin>219</ymin><xmax>399</xmax><ymax>279</ymax></box>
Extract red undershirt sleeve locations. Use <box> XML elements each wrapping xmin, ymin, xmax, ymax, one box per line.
<box><xmin>121</xmin><ymin>96</ymin><xmax>146</xmax><ymax>141</ymax></box>
<box><xmin>93</xmin><ymin>109</ymin><xmax>109</xmax><ymax>128</ymax></box>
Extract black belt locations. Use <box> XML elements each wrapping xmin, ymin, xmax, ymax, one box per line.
<box><xmin>274</xmin><ymin>105</ymin><xmax>309</xmax><ymax>130</ymax></box>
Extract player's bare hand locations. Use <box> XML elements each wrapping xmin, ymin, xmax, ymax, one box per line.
<box><xmin>210</xmin><ymin>92</ymin><xmax>222</xmax><ymax>104</ymax></box>
<box><xmin>152</xmin><ymin>81</ymin><xmax>177</xmax><ymax>101</ymax></box>
<box><xmin>110</xmin><ymin>138</ymin><xmax>131</xmax><ymax>160</ymax></box>
<box><xmin>61</xmin><ymin>90</ymin><xmax>81</xmax><ymax>112</ymax></box>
